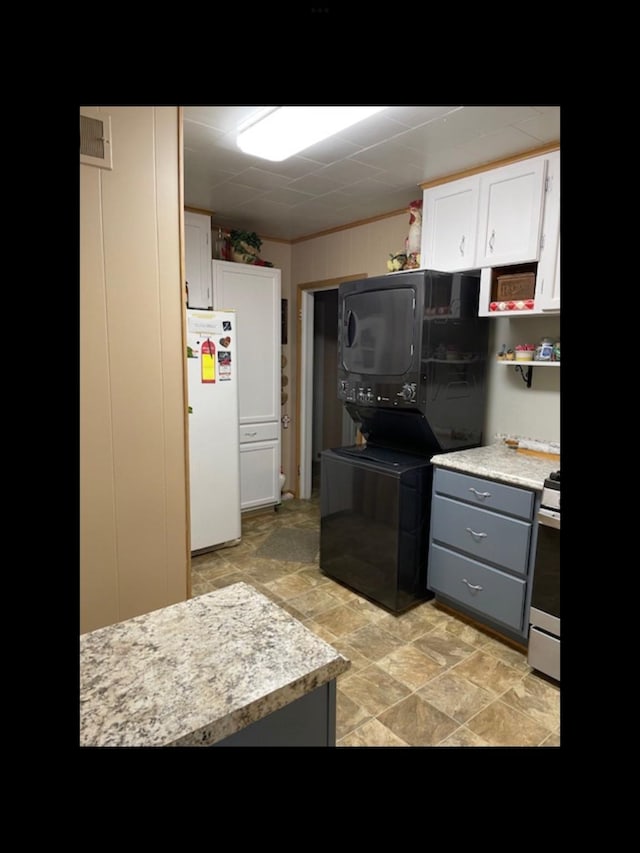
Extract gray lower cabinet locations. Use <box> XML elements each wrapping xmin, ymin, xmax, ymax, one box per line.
<box><xmin>213</xmin><ymin>681</ymin><xmax>337</xmax><ymax>747</ymax></box>
<box><xmin>428</xmin><ymin>468</ymin><xmax>537</xmax><ymax>641</ymax></box>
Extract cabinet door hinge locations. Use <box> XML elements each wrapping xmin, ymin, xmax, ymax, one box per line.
<box><xmin>540</xmin><ymin>232</ymin><xmax>545</xmax><ymax>250</ymax></box>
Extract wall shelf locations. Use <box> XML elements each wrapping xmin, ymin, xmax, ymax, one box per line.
<box><xmin>496</xmin><ymin>360</ymin><xmax>560</xmax><ymax>388</ymax></box>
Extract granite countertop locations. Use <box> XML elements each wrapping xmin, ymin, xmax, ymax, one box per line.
<box><xmin>80</xmin><ymin>582</ymin><xmax>351</xmax><ymax>747</ymax></box>
<box><xmin>430</xmin><ymin>441</ymin><xmax>560</xmax><ymax>491</ymax></box>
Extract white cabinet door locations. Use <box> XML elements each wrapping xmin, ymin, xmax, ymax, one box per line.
<box><xmin>422</xmin><ymin>175</ymin><xmax>480</xmax><ymax>272</ymax></box>
<box><xmin>476</xmin><ymin>158</ymin><xmax>547</xmax><ymax>267</ymax></box>
<box><xmin>185</xmin><ymin>211</ymin><xmax>212</xmax><ymax>309</ymax></box>
<box><xmin>534</xmin><ymin>150</ymin><xmax>560</xmax><ymax>312</ymax></box>
<box><xmin>239</xmin><ymin>440</ymin><xmax>280</xmax><ymax>511</ymax></box>
<box><xmin>212</xmin><ymin>261</ymin><xmax>280</xmax><ymax>425</ymax></box>
<box><xmin>213</xmin><ymin>260</ymin><xmax>281</xmax><ymax>511</ymax></box>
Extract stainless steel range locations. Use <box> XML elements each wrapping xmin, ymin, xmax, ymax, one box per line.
<box><xmin>528</xmin><ymin>470</ymin><xmax>560</xmax><ymax>681</ymax></box>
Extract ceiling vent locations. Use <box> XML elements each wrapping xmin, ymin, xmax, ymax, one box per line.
<box><xmin>80</xmin><ymin>112</ymin><xmax>113</xmax><ymax>170</ymax></box>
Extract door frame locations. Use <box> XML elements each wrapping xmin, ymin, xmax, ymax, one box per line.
<box><xmin>296</xmin><ymin>273</ymin><xmax>366</xmax><ymax>499</ymax></box>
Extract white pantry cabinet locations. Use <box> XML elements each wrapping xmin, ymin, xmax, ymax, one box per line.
<box><xmin>212</xmin><ymin>260</ymin><xmax>281</xmax><ymax>511</ymax></box>
<box><xmin>185</xmin><ymin>211</ymin><xmax>212</xmax><ymax>309</ymax></box>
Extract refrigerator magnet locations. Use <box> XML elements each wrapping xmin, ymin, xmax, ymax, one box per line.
<box><xmin>201</xmin><ymin>338</ymin><xmax>216</xmax><ymax>383</ymax></box>
<box><xmin>218</xmin><ymin>351</ymin><xmax>231</xmax><ymax>380</ymax></box>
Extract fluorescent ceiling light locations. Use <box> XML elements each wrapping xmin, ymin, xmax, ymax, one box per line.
<box><xmin>237</xmin><ymin>106</ymin><xmax>387</xmax><ymax>161</ymax></box>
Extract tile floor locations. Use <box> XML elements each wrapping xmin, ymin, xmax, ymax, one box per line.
<box><xmin>191</xmin><ymin>492</ymin><xmax>560</xmax><ymax>747</ymax></box>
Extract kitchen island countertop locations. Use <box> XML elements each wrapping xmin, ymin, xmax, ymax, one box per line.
<box><xmin>430</xmin><ymin>442</ymin><xmax>559</xmax><ymax>491</ymax></box>
<box><xmin>80</xmin><ymin>581</ymin><xmax>350</xmax><ymax>747</ymax></box>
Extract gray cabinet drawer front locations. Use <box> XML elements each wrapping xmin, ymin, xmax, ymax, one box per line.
<box><xmin>434</xmin><ymin>468</ymin><xmax>534</xmax><ymax>520</ymax></box>
<box><xmin>431</xmin><ymin>495</ymin><xmax>531</xmax><ymax>576</ymax></box>
<box><xmin>428</xmin><ymin>544</ymin><xmax>526</xmax><ymax>631</ymax></box>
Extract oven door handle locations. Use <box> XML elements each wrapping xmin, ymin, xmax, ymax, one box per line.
<box><xmin>537</xmin><ymin>507</ymin><xmax>560</xmax><ymax>530</ymax></box>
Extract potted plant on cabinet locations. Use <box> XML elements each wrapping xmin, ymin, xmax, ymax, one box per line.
<box><xmin>228</xmin><ymin>230</ymin><xmax>273</xmax><ymax>266</ymax></box>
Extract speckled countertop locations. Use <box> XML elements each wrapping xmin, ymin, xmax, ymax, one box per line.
<box><xmin>430</xmin><ymin>441</ymin><xmax>560</xmax><ymax>491</ymax></box>
<box><xmin>80</xmin><ymin>582</ymin><xmax>351</xmax><ymax>747</ymax></box>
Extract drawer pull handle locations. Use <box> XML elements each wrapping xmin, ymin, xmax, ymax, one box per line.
<box><xmin>244</xmin><ymin>431</ymin><xmax>257</xmax><ymax>437</ymax></box>
<box><xmin>465</xmin><ymin>527</ymin><xmax>487</xmax><ymax>539</ymax></box>
<box><xmin>468</xmin><ymin>487</ymin><xmax>491</xmax><ymax>499</ymax></box>
<box><xmin>462</xmin><ymin>578</ymin><xmax>483</xmax><ymax>592</ymax></box>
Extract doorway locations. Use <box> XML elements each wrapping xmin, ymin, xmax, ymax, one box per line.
<box><xmin>297</xmin><ymin>274</ymin><xmax>366</xmax><ymax>499</ymax></box>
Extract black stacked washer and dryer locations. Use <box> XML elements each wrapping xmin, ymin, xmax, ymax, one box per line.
<box><xmin>320</xmin><ymin>269</ymin><xmax>489</xmax><ymax>612</ymax></box>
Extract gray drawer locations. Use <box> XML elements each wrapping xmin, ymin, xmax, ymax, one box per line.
<box><xmin>433</xmin><ymin>468</ymin><xmax>535</xmax><ymax>520</ymax></box>
<box><xmin>428</xmin><ymin>543</ymin><xmax>526</xmax><ymax>631</ymax></box>
<box><xmin>431</xmin><ymin>495</ymin><xmax>531</xmax><ymax>576</ymax></box>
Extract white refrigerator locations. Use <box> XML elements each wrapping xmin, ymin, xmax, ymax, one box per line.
<box><xmin>186</xmin><ymin>309</ymin><xmax>241</xmax><ymax>553</ymax></box>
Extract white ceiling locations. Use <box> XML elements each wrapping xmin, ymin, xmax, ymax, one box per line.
<box><xmin>183</xmin><ymin>105</ymin><xmax>560</xmax><ymax>242</ymax></box>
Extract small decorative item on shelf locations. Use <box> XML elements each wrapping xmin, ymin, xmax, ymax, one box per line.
<box><xmin>490</xmin><ymin>299</ymin><xmax>535</xmax><ymax>312</ymax></box>
<box><xmin>515</xmin><ymin>344</ymin><xmax>536</xmax><ymax>361</ymax></box>
<box><xmin>387</xmin><ymin>252</ymin><xmax>407</xmax><ymax>272</ymax></box>
<box><xmin>552</xmin><ymin>340</ymin><xmax>560</xmax><ymax>362</ymax></box>
<box><xmin>497</xmin><ymin>343</ymin><xmax>507</xmax><ymax>360</ymax></box>
<box><xmin>505</xmin><ymin>349</ymin><xmax>515</xmax><ymax>361</ymax></box>
<box><xmin>228</xmin><ymin>230</ymin><xmax>273</xmax><ymax>266</ymax></box>
<box><xmin>535</xmin><ymin>338</ymin><xmax>554</xmax><ymax>361</ymax></box>
<box><xmin>406</xmin><ymin>199</ymin><xmax>423</xmax><ymax>258</ymax></box>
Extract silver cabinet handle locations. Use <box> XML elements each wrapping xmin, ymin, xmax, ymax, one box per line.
<box><xmin>459</xmin><ymin>234</ymin><xmax>465</xmax><ymax>256</ymax></box>
<box><xmin>462</xmin><ymin>578</ymin><xmax>483</xmax><ymax>591</ymax></box>
<box><xmin>244</xmin><ymin>431</ymin><xmax>257</xmax><ymax>437</ymax></box>
<box><xmin>465</xmin><ymin>527</ymin><xmax>487</xmax><ymax>539</ymax></box>
<box><xmin>468</xmin><ymin>487</ymin><xmax>491</xmax><ymax>499</ymax></box>
<box><xmin>489</xmin><ymin>229</ymin><xmax>495</xmax><ymax>252</ymax></box>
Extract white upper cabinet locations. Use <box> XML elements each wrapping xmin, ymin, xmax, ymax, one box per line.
<box><xmin>475</xmin><ymin>158</ymin><xmax>547</xmax><ymax>267</ymax></box>
<box><xmin>533</xmin><ymin>150</ymin><xmax>560</xmax><ymax>312</ymax></box>
<box><xmin>184</xmin><ymin>211</ymin><xmax>212</xmax><ymax>309</ymax></box>
<box><xmin>421</xmin><ymin>175</ymin><xmax>480</xmax><ymax>272</ymax></box>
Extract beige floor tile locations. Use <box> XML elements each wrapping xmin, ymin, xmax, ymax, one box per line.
<box><xmin>313</xmin><ymin>604</ymin><xmax>372</xmax><ymax>637</ymax></box>
<box><xmin>302</xmin><ymin>617</ymin><xmax>340</xmax><ymax>644</ymax></box>
<box><xmin>335</xmin><ymin>688</ymin><xmax>372</xmax><ymax>739</ymax></box>
<box><xmin>465</xmin><ymin>699</ymin><xmax>551</xmax><ymax>746</ymax></box>
<box><xmin>285</xmin><ymin>586</ymin><xmax>344</xmax><ymax>618</ymax></box>
<box><xmin>319</xmin><ymin>582</ymin><xmax>361</xmax><ymax>605</ymax></box>
<box><xmin>344</xmin><ymin>623</ymin><xmax>406</xmax><ymax>662</ymax></box>
<box><xmin>412</xmin><ymin>631</ymin><xmax>477</xmax><ymax>669</ymax></box>
<box><xmin>417</xmin><ymin>671</ymin><xmax>495</xmax><ymax>723</ymax></box>
<box><xmin>501</xmin><ymin>672</ymin><xmax>561</xmax><ymax>733</ymax></box>
<box><xmin>339</xmin><ymin>718</ymin><xmax>409</xmax><ymax>747</ymax></box>
<box><xmin>377</xmin><ymin>644</ymin><xmax>446</xmax><ymax>691</ymax></box>
<box><xmin>438</xmin><ymin>726</ymin><xmax>493</xmax><ymax>747</ymax></box>
<box><xmin>264</xmin><ymin>572</ymin><xmax>315</xmax><ymax>600</ymax></box>
<box><xmin>377</xmin><ymin>694</ymin><xmax>459</xmax><ymax>746</ymax></box>
<box><xmin>243</xmin><ymin>560</ymin><xmax>299</xmax><ymax>584</ymax></box>
<box><xmin>432</xmin><ymin>616</ymin><xmax>497</xmax><ymax>649</ymax></box>
<box><xmin>339</xmin><ymin>664</ymin><xmax>411</xmax><ymax>716</ymax></box>
<box><xmin>451</xmin><ymin>650</ymin><xmax>526</xmax><ymax>696</ymax></box>
<box><xmin>295</xmin><ymin>566</ymin><xmax>332</xmax><ymax>587</ymax></box>
<box><xmin>540</xmin><ymin>732</ymin><xmax>561</xmax><ymax>747</ymax></box>
<box><xmin>324</xmin><ymin>637</ymin><xmax>373</xmax><ymax>674</ymax></box>
<box><xmin>346</xmin><ymin>595</ymin><xmax>390</xmax><ymax>621</ymax></box>
<box><xmin>479</xmin><ymin>634</ymin><xmax>531</xmax><ymax>672</ymax></box>
<box><xmin>375</xmin><ymin>606</ymin><xmax>441</xmax><ymax>643</ymax></box>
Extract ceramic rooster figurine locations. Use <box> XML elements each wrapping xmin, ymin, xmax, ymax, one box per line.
<box><xmin>406</xmin><ymin>199</ymin><xmax>423</xmax><ymax>259</ymax></box>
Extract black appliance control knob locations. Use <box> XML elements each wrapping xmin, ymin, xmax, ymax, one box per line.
<box><xmin>400</xmin><ymin>383</ymin><xmax>415</xmax><ymax>401</ymax></box>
